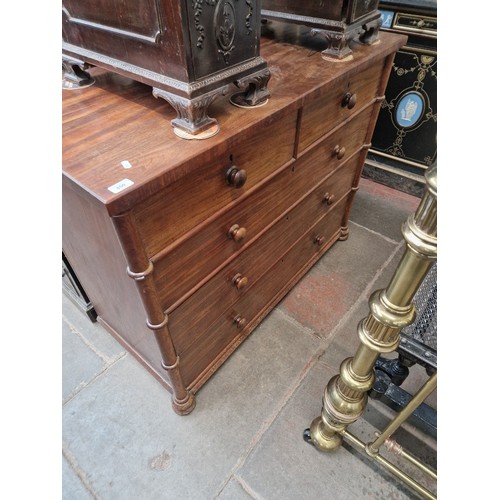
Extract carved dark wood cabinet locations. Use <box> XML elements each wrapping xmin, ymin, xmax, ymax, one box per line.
<box><xmin>62</xmin><ymin>0</ymin><xmax>270</xmax><ymax>137</ymax></box>
<box><xmin>261</xmin><ymin>0</ymin><xmax>382</xmax><ymax>59</ymax></box>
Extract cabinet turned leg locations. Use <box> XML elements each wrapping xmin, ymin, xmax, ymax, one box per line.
<box><xmin>62</xmin><ymin>57</ymin><xmax>95</xmax><ymax>89</ymax></box>
<box><xmin>230</xmin><ymin>67</ymin><xmax>271</xmax><ymax>108</ymax></box>
<box><xmin>152</xmin><ymin>86</ymin><xmax>229</xmax><ymax>140</ymax></box>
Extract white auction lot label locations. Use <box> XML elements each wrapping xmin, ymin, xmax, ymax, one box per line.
<box><xmin>108</xmin><ymin>178</ymin><xmax>134</xmax><ymax>193</ymax></box>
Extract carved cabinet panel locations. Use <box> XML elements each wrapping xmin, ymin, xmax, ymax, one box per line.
<box><xmin>62</xmin><ymin>0</ymin><xmax>270</xmax><ymax>137</ymax></box>
<box><xmin>261</xmin><ymin>0</ymin><xmax>382</xmax><ymax>59</ymax></box>
<box><xmin>62</xmin><ymin>0</ymin><xmax>161</xmax><ymax>40</ymax></box>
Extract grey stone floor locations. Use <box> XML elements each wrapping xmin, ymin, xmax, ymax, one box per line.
<box><xmin>62</xmin><ymin>178</ymin><xmax>437</xmax><ymax>500</ymax></box>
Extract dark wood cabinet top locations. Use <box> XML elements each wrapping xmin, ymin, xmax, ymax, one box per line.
<box><xmin>62</xmin><ymin>31</ymin><xmax>406</xmax><ymax>216</ymax></box>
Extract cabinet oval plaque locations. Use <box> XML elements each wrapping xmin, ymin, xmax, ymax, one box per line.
<box><xmin>395</xmin><ymin>91</ymin><xmax>424</xmax><ymax>128</ymax></box>
<box><xmin>215</xmin><ymin>1</ymin><xmax>236</xmax><ymax>57</ymax></box>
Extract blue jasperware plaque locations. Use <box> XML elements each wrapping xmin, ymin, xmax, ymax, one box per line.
<box><xmin>395</xmin><ymin>92</ymin><xmax>424</xmax><ymax>128</ymax></box>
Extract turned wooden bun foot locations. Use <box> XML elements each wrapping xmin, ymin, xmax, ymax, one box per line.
<box><xmin>171</xmin><ymin>393</ymin><xmax>196</xmax><ymax>416</ymax></box>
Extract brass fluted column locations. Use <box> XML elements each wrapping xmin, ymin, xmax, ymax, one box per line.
<box><xmin>307</xmin><ymin>163</ymin><xmax>437</xmax><ymax>452</ymax></box>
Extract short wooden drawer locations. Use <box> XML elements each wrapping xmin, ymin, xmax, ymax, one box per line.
<box><xmin>152</xmin><ymin>109</ymin><xmax>371</xmax><ymax>310</ymax></box>
<box><xmin>132</xmin><ymin>110</ymin><xmax>298</xmax><ymax>257</ymax></box>
<box><xmin>167</xmin><ymin>151</ymin><xmax>363</xmax><ymax>356</ymax></box>
<box><xmin>178</xmin><ymin>195</ymin><xmax>350</xmax><ymax>389</ymax></box>
<box><xmin>300</xmin><ymin>104</ymin><xmax>373</xmax><ymax>169</ymax></box>
<box><xmin>298</xmin><ymin>62</ymin><xmax>385</xmax><ymax>154</ymax></box>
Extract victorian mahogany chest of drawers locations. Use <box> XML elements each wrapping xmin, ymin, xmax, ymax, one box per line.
<box><xmin>62</xmin><ymin>30</ymin><xmax>406</xmax><ymax>415</ymax></box>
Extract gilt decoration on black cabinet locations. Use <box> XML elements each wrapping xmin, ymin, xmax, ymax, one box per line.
<box><xmin>62</xmin><ymin>0</ymin><xmax>271</xmax><ymax>138</ymax></box>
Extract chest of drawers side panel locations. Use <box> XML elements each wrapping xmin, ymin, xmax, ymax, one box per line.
<box><xmin>62</xmin><ymin>181</ymin><xmax>151</xmax><ymax>358</ymax></box>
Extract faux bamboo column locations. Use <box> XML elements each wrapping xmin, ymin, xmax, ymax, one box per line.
<box><xmin>307</xmin><ymin>163</ymin><xmax>437</xmax><ymax>452</ymax></box>
<box><xmin>112</xmin><ymin>212</ymin><xmax>196</xmax><ymax>416</ymax></box>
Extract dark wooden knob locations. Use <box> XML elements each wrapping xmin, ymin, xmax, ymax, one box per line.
<box><xmin>323</xmin><ymin>193</ymin><xmax>335</xmax><ymax>205</ymax></box>
<box><xmin>228</xmin><ymin>224</ymin><xmax>247</xmax><ymax>242</ymax></box>
<box><xmin>225</xmin><ymin>166</ymin><xmax>247</xmax><ymax>188</ymax></box>
<box><xmin>342</xmin><ymin>92</ymin><xmax>357</xmax><ymax>109</ymax></box>
<box><xmin>314</xmin><ymin>235</ymin><xmax>325</xmax><ymax>246</ymax></box>
<box><xmin>232</xmin><ymin>273</ymin><xmax>248</xmax><ymax>290</ymax></box>
<box><xmin>332</xmin><ymin>145</ymin><xmax>346</xmax><ymax>160</ymax></box>
<box><xmin>233</xmin><ymin>314</ymin><xmax>247</xmax><ymax>329</ymax></box>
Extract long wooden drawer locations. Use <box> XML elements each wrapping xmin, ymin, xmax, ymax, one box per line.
<box><xmin>168</xmin><ymin>151</ymin><xmax>364</xmax><ymax>356</ymax></box>
<box><xmin>298</xmin><ymin>62</ymin><xmax>385</xmax><ymax>154</ymax></box>
<box><xmin>152</xmin><ymin>106</ymin><xmax>373</xmax><ymax>309</ymax></box>
<box><xmin>132</xmin><ymin>111</ymin><xmax>298</xmax><ymax>257</ymax></box>
<box><xmin>179</xmin><ymin>195</ymin><xmax>351</xmax><ymax>389</ymax></box>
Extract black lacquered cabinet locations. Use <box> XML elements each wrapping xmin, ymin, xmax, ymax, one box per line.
<box><xmin>363</xmin><ymin>0</ymin><xmax>437</xmax><ymax>196</ymax></box>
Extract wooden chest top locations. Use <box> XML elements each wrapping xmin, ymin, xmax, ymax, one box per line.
<box><xmin>62</xmin><ymin>31</ymin><xmax>406</xmax><ymax>215</ymax></box>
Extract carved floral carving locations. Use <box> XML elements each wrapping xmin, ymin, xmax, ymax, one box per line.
<box><xmin>215</xmin><ymin>1</ymin><xmax>236</xmax><ymax>63</ymax></box>
<box><xmin>193</xmin><ymin>0</ymin><xmax>255</xmax><ymax>60</ymax></box>
<box><xmin>193</xmin><ymin>0</ymin><xmax>216</xmax><ymax>49</ymax></box>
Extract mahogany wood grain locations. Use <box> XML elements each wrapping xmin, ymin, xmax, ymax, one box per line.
<box><xmin>179</xmin><ymin>197</ymin><xmax>349</xmax><ymax>389</ymax></box>
<box><xmin>62</xmin><ymin>183</ymin><xmax>149</xmax><ymax>347</ymax></box>
<box><xmin>340</xmin><ymin>51</ymin><xmax>399</xmax><ymax>237</ymax></box>
<box><xmin>62</xmin><ymin>32</ymin><xmax>406</xmax><ymax>216</ymax></box>
<box><xmin>152</xmin><ymin>107</ymin><xmax>372</xmax><ymax>310</ymax></box>
<box><xmin>133</xmin><ymin>111</ymin><xmax>297</xmax><ymax>255</ymax></box>
<box><xmin>151</xmin><ymin>105</ymin><xmax>374</xmax><ymax>310</ymax></box>
<box><xmin>62</xmin><ymin>32</ymin><xmax>407</xmax><ymax>409</ymax></box>
<box><xmin>297</xmin><ymin>62</ymin><xmax>385</xmax><ymax>153</ymax></box>
<box><xmin>168</xmin><ymin>152</ymin><xmax>364</xmax><ymax>357</ymax></box>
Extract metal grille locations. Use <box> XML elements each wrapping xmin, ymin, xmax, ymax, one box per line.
<box><xmin>401</xmin><ymin>262</ymin><xmax>437</xmax><ymax>351</ymax></box>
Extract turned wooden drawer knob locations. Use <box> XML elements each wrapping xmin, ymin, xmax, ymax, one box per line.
<box><xmin>225</xmin><ymin>166</ymin><xmax>247</xmax><ymax>188</ymax></box>
<box><xmin>314</xmin><ymin>235</ymin><xmax>325</xmax><ymax>246</ymax></box>
<box><xmin>233</xmin><ymin>314</ymin><xmax>247</xmax><ymax>329</ymax></box>
<box><xmin>323</xmin><ymin>193</ymin><xmax>335</xmax><ymax>205</ymax></box>
<box><xmin>232</xmin><ymin>273</ymin><xmax>248</xmax><ymax>290</ymax></box>
<box><xmin>228</xmin><ymin>224</ymin><xmax>247</xmax><ymax>242</ymax></box>
<box><xmin>342</xmin><ymin>92</ymin><xmax>357</xmax><ymax>109</ymax></box>
<box><xmin>332</xmin><ymin>145</ymin><xmax>346</xmax><ymax>160</ymax></box>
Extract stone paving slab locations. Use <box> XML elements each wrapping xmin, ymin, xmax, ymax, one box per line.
<box><xmin>62</xmin><ymin>316</ymin><xmax>108</xmax><ymax>403</ymax></box>
<box><xmin>62</xmin><ymin>455</ymin><xmax>94</xmax><ymax>500</ymax></box>
<box><xmin>320</xmin><ymin>243</ymin><xmax>406</xmax><ymax>365</ymax></box>
<box><xmin>236</xmin><ymin>359</ymin><xmax>426</xmax><ymax>499</ymax></box>
<box><xmin>217</xmin><ymin>478</ymin><xmax>254</xmax><ymax>500</ymax></box>
<box><xmin>62</xmin><ymin>308</ymin><xmax>321</xmax><ymax>499</ymax></box>
<box><xmin>350</xmin><ymin>178</ymin><xmax>420</xmax><ymax>243</ymax></box>
<box><xmin>61</xmin><ymin>177</ymin><xmax>434</xmax><ymax>500</ymax></box>
<box><xmin>62</xmin><ymin>294</ymin><xmax>125</xmax><ymax>360</ymax></box>
<box><xmin>278</xmin><ymin>224</ymin><xmax>398</xmax><ymax>339</ymax></box>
